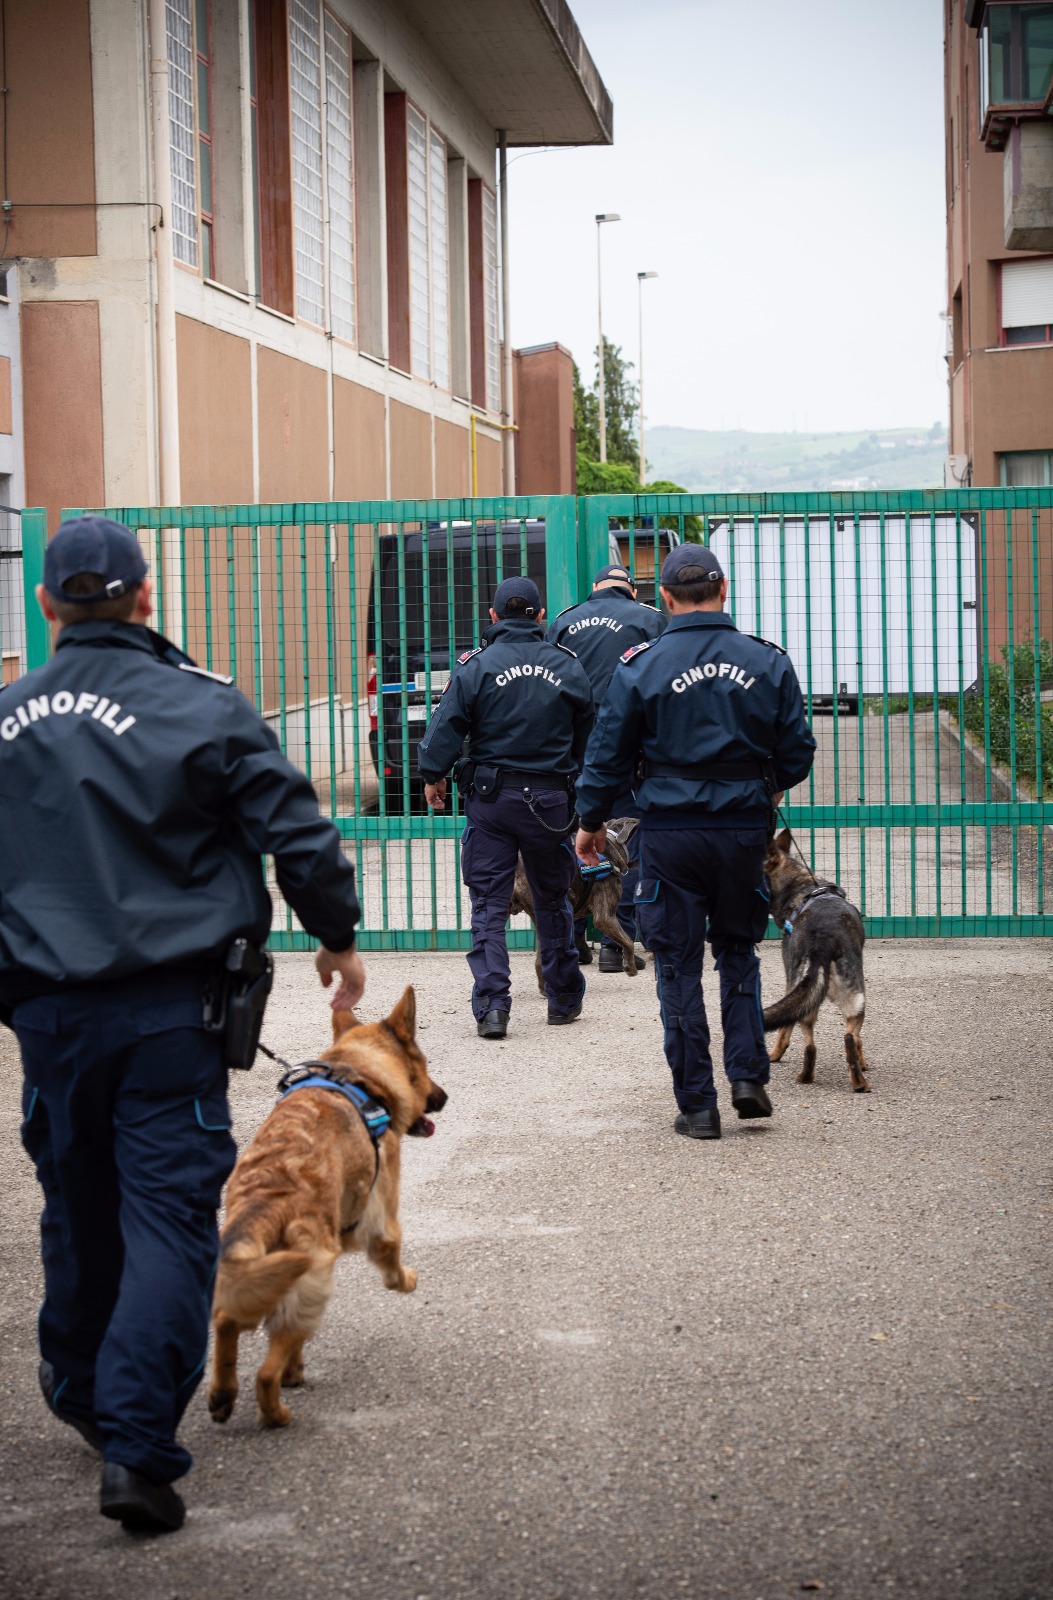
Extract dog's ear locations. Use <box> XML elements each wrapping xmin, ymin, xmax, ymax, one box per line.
<box><xmin>331</xmin><ymin>1009</ymin><xmax>362</xmax><ymax>1043</ymax></box>
<box><xmin>775</xmin><ymin>828</ymin><xmax>792</xmax><ymax>855</ymax></box>
<box><xmin>385</xmin><ymin>986</ymin><xmax>416</xmax><ymax>1046</ymax></box>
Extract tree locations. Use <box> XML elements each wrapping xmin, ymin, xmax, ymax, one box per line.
<box><xmin>574</xmin><ymin>342</ymin><xmax>700</xmax><ymax>535</ymax></box>
<box><xmin>573</xmin><ymin>362</ymin><xmax>600</xmax><ymax>463</ymax></box>
<box><xmin>574</xmin><ymin>342</ymin><xmax>639</xmax><ymax>477</ymax></box>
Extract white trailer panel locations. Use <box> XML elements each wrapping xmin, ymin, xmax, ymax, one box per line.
<box><xmin>707</xmin><ymin>514</ymin><xmax>978</xmax><ymax>701</ymax></box>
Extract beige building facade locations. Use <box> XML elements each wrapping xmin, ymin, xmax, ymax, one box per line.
<box><xmin>945</xmin><ymin>0</ymin><xmax>1053</xmax><ymax>487</ymax></box>
<box><xmin>0</xmin><ymin>0</ymin><xmax>611</xmax><ymax>532</ymax></box>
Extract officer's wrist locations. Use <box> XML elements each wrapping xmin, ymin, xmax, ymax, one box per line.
<box><xmin>579</xmin><ymin>816</ymin><xmax>605</xmax><ymax>834</ymax></box>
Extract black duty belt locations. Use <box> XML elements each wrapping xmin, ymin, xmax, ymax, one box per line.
<box><xmin>501</xmin><ymin>770</ymin><xmax>572</xmax><ymax>791</ymax></box>
<box><xmin>644</xmin><ymin>760</ymin><xmax>767</xmax><ymax>781</ymax></box>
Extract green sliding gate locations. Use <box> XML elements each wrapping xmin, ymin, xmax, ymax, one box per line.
<box><xmin>15</xmin><ymin>489</ymin><xmax>1053</xmax><ymax>944</ymax></box>
<box><xmin>584</xmin><ymin>490</ymin><xmax>1053</xmax><ymax>937</ymax></box>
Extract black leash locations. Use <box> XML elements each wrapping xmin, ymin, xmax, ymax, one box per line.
<box><xmin>257</xmin><ymin>1040</ymin><xmax>294</xmax><ymax>1073</ymax></box>
<box><xmin>773</xmin><ymin>806</ymin><xmax>821</xmax><ymax>887</ymax></box>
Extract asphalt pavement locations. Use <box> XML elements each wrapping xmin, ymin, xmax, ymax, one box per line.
<box><xmin>1</xmin><ymin>940</ymin><xmax>1051</xmax><ymax>1600</ymax></box>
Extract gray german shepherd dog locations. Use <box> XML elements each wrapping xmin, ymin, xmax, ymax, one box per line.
<box><xmin>510</xmin><ymin>818</ymin><xmax>640</xmax><ymax>987</ymax></box>
<box><xmin>762</xmin><ymin>829</ymin><xmax>871</xmax><ymax>1092</ymax></box>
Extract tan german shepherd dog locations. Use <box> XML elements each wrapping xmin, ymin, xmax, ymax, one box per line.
<box><xmin>207</xmin><ymin>987</ymin><xmax>446</xmax><ymax>1428</ymax></box>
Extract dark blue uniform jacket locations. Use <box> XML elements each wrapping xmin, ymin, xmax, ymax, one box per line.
<box><xmin>545</xmin><ymin>589</ymin><xmax>664</xmax><ymax>703</ymax></box>
<box><xmin>0</xmin><ymin>620</ymin><xmax>360</xmax><ymax>1006</ymax></box>
<box><xmin>576</xmin><ymin>610</ymin><xmax>816</xmax><ymax>830</ymax></box>
<box><xmin>417</xmin><ymin>617</ymin><xmax>594</xmax><ymax>783</ymax></box>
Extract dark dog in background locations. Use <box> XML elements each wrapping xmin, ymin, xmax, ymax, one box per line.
<box><xmin>510</xmin><ymin>818</ymin><xmax>640</xmax><ymax>985</ymax></box>
<box><xmin>762</xmin><ymin>829</ymin><xmax>871</xmax><ymax>1093</ymax></box>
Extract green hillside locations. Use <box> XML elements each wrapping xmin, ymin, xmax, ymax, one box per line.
<box><xmin>645</xmin><ymin>425</ymin><xmax>948</xmax><ymax>494</ymax></box>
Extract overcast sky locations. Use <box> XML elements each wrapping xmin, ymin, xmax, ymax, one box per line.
<box><xmin>507</xmin><ymin>0</ymin><xmax>948</xmax><ymax>436</ymax></box>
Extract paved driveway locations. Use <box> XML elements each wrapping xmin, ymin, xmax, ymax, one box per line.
<box><xmin>1</xmin><ymin>942</ymin><xmax>1051</xmax><ymax>1600</ymax></box>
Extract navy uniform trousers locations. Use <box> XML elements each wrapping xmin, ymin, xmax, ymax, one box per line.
<box><xmin>461</xmin><ymin>787</ymin><xmax>584</xmax><ymax>1019</ymax></box>
<box><xmin>13</xmin><ymin>969</ymin><xmax>236</xmax><ymax>1485</ymax></box>
<box><xmin>635</xmin><ymin>824</ymin><xmax>771</xmax><ymax>1112</ymax></box>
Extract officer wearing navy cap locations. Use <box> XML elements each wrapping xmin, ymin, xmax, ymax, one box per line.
<box><xmin>546</xmin><ymin>563</ymin><xmax>663</xmax><ymax>702</ymax></box>
<box><xmin>0</xmin><ymin>518</ymin><xmax>364</xmax><ymax>1531</ymax></box>
<box><xmin>546</xmin><ymin>562</ymin><xmax>664</xmax><ymax>972</ymax></box>
<box><xmin>417</xmin><ymin>576</ymin><xmax>594</xmax><ymax>1038</ymax></box>
<box><xmin>575</xmin><ymin>543</ymin><xmax>816</xmax><ymax>1140</ymax></box>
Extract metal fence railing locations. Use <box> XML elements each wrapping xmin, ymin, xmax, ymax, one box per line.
<box><xmin>584</xmin><ymin>492</ymin><xmax>1053</xmax><ymax>937</ymax></box>
<box><xmin>14</xmin><ymin>490</ymin><xmax>1053</xmax><ymax>943</ymax></box>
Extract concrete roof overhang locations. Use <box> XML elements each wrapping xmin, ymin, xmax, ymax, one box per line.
<box><xmin>966</xmin><ymin>0</ymin><xmax>1051</xmax><ymax>25</ymax></box>
<box><xmin>398</xmin><ymin>0</ymin><xmax>613</xmax><ymax>146</ymax></box>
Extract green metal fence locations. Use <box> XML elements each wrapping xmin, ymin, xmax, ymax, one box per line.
<box><xmin>17</xmin><ymin>489</ymin><xmax>1053</xmax><ymax>944</ymax></box>
<box><xmin>43</xmin><ymin>498</ymin><xmax>580</xmax><ymax>951</ymax></box>
<box><xmin>585</xmin><ymin>491</ymin><xmax>1053</xmax><ymax>936</ymax></box>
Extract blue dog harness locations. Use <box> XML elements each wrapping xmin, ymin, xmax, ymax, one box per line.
<box><xmin>276</xmin><ymin>1061</ymin><xmax>391</xmax><ymax>1188</ymax></box>
<box><xmin>577</xmin><ymin>853</ymin><xmax>613</xmax><ymax>882</ymax></box>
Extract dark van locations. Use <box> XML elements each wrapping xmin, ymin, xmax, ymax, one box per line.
<box><xmin>366</xmin><ymin>521</ymin><xmax>678</xmax><ymax>811</ymax></box>
<box><xmin>367</xmin><ymin>520</ymin><xmax>548</xmax><ymax>811</ymax></box>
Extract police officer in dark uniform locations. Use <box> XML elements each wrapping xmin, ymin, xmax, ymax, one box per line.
<box><xmin>545</xmin><ymin>562</ymin><xmax>664</xmax><ymax>701</ymax></box>
<box><xmin>0</xmin><ymin>519</ymin><xmax>364</xmax><ymax>1532</ymax></box>
<box><xmin>575</xmin><ymin>544</ymin><xmax>816</xmax><ymax>1141</ymax></box>
<box><xmin>546</xmin><ymin>562</ymin><xmax>664</xmax><ymax>972</ymax></box>
<box><xmin>417</xmin><ymin>576</ymin><xmax>594</xmax><ymax>1039</ymax></box>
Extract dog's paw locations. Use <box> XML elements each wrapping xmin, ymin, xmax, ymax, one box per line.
<box><xmin>208</xmin><ymin>1389</ymin><xmax>237</xmax><ymax>1423</ymax></box>
<box><xmin>281</xmin><ymin>1363</ymin><xmax>305</xmax><ymax>1388</ymax></box>
<box><xmin>259</xmin><ymin>1402</ymin><xmax>292</xmax><ymax>1428</ymax></box>
<box><xmin>395</xmin><ymin>1266</ymin><xmax>417</xmax><ymax>1293</ymax></box>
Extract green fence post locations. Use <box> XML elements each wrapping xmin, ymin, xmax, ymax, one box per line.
<box><xmin>21</xmin><ymin>508</ymin><xmax>49</xmax><ymax>670</ymax></box>
<box><xmin>575</xmin><ymin>495</ymin><xmax>610</xmax><ymax>603</ymax></box>
<box><xmin>545</xmin><ymin>496</ymin><xmax>580</xmax><ymax>615</ymax></box>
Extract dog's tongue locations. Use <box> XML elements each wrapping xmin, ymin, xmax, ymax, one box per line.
<box><xmin>407</xmin><ymin>1115</ymin><xmax>436</xmax><ymax>1138</ymax></box>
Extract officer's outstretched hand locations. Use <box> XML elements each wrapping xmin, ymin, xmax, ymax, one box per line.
<box><xmin>576</xmin><ymin>824</ymin><xmax>607</xmax><ymax>868</ymax></box>
<box><xmin>316</xmin><ymin>945</ymin><xmax>366</xmax><ymax>1011</ymax></box>
<box><xmin>424</xmin><ymin>780</ymin><xmax>447</xmax><ymax>811</ymax></box>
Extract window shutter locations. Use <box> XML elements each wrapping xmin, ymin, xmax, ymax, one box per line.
<box><xmin>1001</xmin><ymin>258</ymin><xmax>1053</xmax><ymax>327</ymax></box>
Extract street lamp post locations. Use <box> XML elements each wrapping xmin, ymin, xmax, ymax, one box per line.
<box><xmin>595</xmin><ymin>213</ymin><xmax>621</xmax><ymax>463</ymax></box>
<box><xmin>637</xmin><ymin>270</ymin><xmax>658</xmax><ymax>481</ymax></box>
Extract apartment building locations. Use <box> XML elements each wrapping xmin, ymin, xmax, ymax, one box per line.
<box><xmin>0</xmin><ymin>0</ymin><xmax>611</xmax><ymax>532</ymax></box>
<box><xmin>945</xmin><ymin>0</ymin><xmax>1053</xmax><ymax>486</ymax></box>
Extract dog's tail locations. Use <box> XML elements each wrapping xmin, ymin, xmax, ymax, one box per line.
<box><xmin>762</xmin><ymin>959</ymin><xmax>829</xmax><ymax>1030</ymax></box>
<box><xmin>213</xmin><ymin>1248</ymin><xmax>314</xmax><ymax>1326</ymax></box>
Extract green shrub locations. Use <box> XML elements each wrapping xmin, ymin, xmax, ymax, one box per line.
<box><xmin>960</xmin><ymin>637</ymin><xmax>1053</xmax><ymax>797</ymax></box>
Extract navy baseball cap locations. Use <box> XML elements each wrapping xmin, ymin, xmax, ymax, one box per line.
<box><xmin>492</xmin><ymin>576</ymin><xmax>542</xmax><ymax>617</ymax></box>
<box><xmin>660</xmin><ymin>544</ymin><xmax>724</xmax><ymax>585</ymax></box>
<box><xmin>44</xmin><ymin>517</ymin><xmax>149</xmax><ymax>602</ymax></box>
<box><xmin>592</xmin><ymin>564</ymin><xmax>634</xmax><ymax>588</ymax></box>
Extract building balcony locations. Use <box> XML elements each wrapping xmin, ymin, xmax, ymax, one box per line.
<box><xmin>968</xmin><ymin>3</ymin><xmax>1053</xmax><ymax>244</ymax></box>
<box><xmin>971</xmin><ymin>1</ymin><xmax>1053</xmax><ymax>150</ymax></box>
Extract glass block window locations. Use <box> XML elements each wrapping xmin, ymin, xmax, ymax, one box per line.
<box><xmin>324</xmin><ymin>12</ymin><xmax>355</xmax><ymax>343</ymax></box>
<box><xmin>289</xmin><ymin>0</ymin><xmax>325</xmax><ymax>326</ymax></box>
<box><xmin>166</xmin><ymin>0</ymin><xmax>198</xmax><ymax>268</ymax></box>
<box><xmin>407</xmin><ymin>103</ymin><xmax>431</xmax><ymax>379</ymax></box>
<box><xmin>482</xmin><ymin>185</ymin><xmax>500</xmax><ymax>413</ymax></box>
<box><xmin>194</xmin><ymin>0</ymin><xmax>214</xmax><ymax>278</ymax></box>
<box><xmin>429</xmin><ymin>130</ymin><xmax>450</xmax><ymax>391</ymax></box>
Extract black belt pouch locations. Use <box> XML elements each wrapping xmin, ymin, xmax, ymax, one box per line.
<box><xmin>472</xmin><ymin>763</ymin><xmax>502</xmax><ymax>801</ymax></box>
